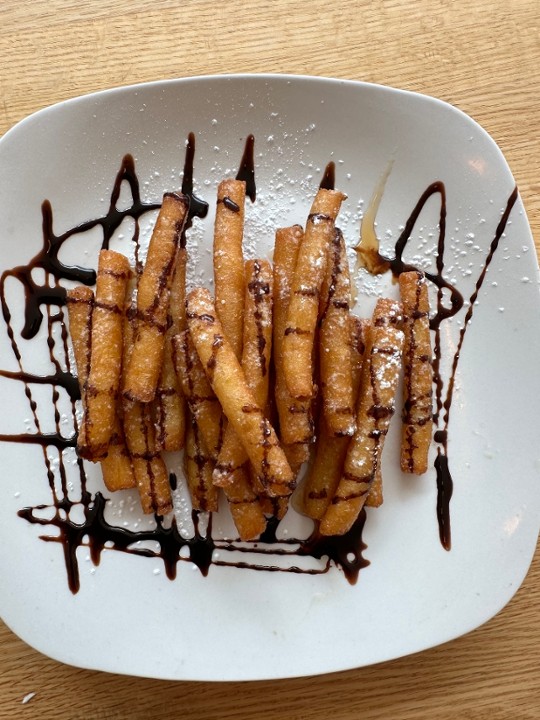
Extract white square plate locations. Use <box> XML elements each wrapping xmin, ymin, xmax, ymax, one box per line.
<box><xmin>0</xmin><ymin>75</ymin><xmax>539</xmax><ymax>681</ymax></box>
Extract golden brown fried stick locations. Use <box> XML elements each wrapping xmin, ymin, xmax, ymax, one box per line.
<box><xmin>155</xmin><ymin>248</ymin><xmax>187</xmax><ymax>451</ymax></box>
<box><xmin>282</xmin><ymin>188</ymin><xmax>346</xmax><ymax>400</ymax></box>
<box><xmin>123</xmin><ymin>192</ymin><xmax>189</xmax><ymax>403</ymax></box>
<box><xmin>319</xmin><ymin>227</ymin><xmax>355</xmax><ymax>437</ymax></box>
<box><xmin>82</xmin><ymin>250</ymin><xmax>131</xmax><ymax>460</ymax></box>
<box><xmin>299</xmin><ymin>317</ymin><xmax>368</xmax><ymax>520</ymax></box>
<box><xmin>123</xmin><ymin>400</ymin><xmax>172</xmax><ymax>515</ymax></box>
<box><xmin>213</xmin><ymin>259</ymin><xmax>273</xmax><ymax>487</ymax></box>
<box><xmin>183</xmin><ymin>416</ymin><xmax>219</xmax><ymax>513</ymax></box>
<box><xmin>365</xmin><ymin>465</ymin><xmax>383</xmax><ymax>508</ymax></box>
<box><xmin>364</xmin><ymin>299</ymin><xmax>404</xmax><ymax>508</ymax></box>
<box><xmin>176</xmin><ymin>331</ymin><xmax>268</xmax><ymax>534</ymax></box>
<box><xmin>215</xmin><ymin>260</ymin><xmax>277</xmax><ymax>525</ymax></box>
<box><xmin>122</xmin><ymin>297</ymin><xmax>172</xmax><ymax>515</ymax></box>
<box><xmin>273</xmin><ymin>225</ymin><xmax>313</xmax><ymax>453</ymax></box>
<box><xmin>213</xmin><ymin>179</ymin><xmax>246</xmax><ymax>358</ymax></box>
<box><xmin>282</xmin><ymin>441</ymin><xmax>310</xmax><ymax>477</ymax></box>
<box><xmin>99</xmin><ymin>424</ymin><xmax>136</xmax><ymax>492</ymax></box>
<box><xmin>172</xmin><ymin>330</ymin><xmax>224</xmax><ymax>460</ymax></box>
<box><xmin>66</xmin><ymin>280</ymin><xmax>136</xmax><ymax>492</ymax></box>
<box><xmin>259</xmin><ymin>494</ymin><xmax>289</xmax><ymax>521</ymax></box>
<box><xmin>221</xmin><ymin>466</ymin><xmax>267</xmax><ymax>540</ymax></box>
<box><xmin>320</xmin><ymin>301</ymin><xmax>403</xmax><ymax>535</ymax></box>
<box><xmin>186</xmin><ymin>287</ymin><xmax>294</xmax><ymax>497</ymax></box>
<box><xmin>399</xmin><ymin>270</ymin><xmax>433</xmax><ymax>475</ymax></box>
<box><xmin>66</xmin><ymin>286</ymin><xmax>94</xmax><ymax>454</ymax></box>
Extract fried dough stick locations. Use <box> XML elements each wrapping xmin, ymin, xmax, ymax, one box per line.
<box><xmin>172</xmin><ymin>330</ymin><xmax>224</xmax><ymax>460</ymax></box>
<box><xmin>212</xmin><ymin>260</ymin><xmax>273</xmax><ymax>535</ymax></box>
<box><xmin>213</xmin><ymin>179</ymin><xmax>246</xmax><ymax>358</ymax></box>
<box><xmin>122</xmin><ymin>298</ymin><xmax>172</xmax><ymax>515</ymax></box>
<box><xmin>282</xmin><ymin>188</ymin><xmax>346</xmax><ymax>400</ymax></box>
<box><xmin>176</xmin><ymin>270</ymin><xmax>273</xmax><ymax>537</ymax></box>
<box><xmin>399</xmin><ymin>270</ymin><xmax>433</xmax><ymax>475</ymax></box>
<box><xmin>223</xmin><ymin>465</ymin><xmax>267</xmax><ymax>540</ymax></box>
<box><xmin>319</xmin><ymin>228</ymin><xmax>356</xmax><ymax>437</ymax></box>
<box><xmin>155</xmin><ymin>248</ymin><xmax>187</xmax><ymax>451</ymax></box>
<box><xmin>67</xmin><ymin>285</ymin><xmax>136</xmax><ymax>491</ymax></box>
<box><xmin>186</xmin><ymin>288</ymin><xmax>294</xmax><ymax>497</ymax></box>
<box><xmin>213</xmin><ymin>259</ymin><xmax>273</xmax><ymax>486</ymax></box>
<box><xmin>173</xmin><ymin>333</ymin><xmax>262</xmax><ymax>536</ymax></box>
<box><xmin>320</xmin><ymin>300</ymin><xmax>403</xmax><ymax>536</ymax></box>
<box><xmin>184</xmin><ymin>416</ymin><xmax>219</xmax><ymax>512</ymax></box>
<box><xmin>82</xmin><ymin>250</ymin><xmax>131</xmax><ymax>460</ymax></box>
<box><xmin>66</xmin><ymin>286</ymin><xmax>93</xmax><ymax>454</ymax></box>
<box><xmin>300</xmin><ymin>317</ymin><xmax>368</xmax><ymax>520</ymax></box>
<box><xmin>172</xmin><ymin>330</ymin><xmax>225</xmax><ymax>514</ymax></box>
<box><xmin>273</xmin><ymin>226</ymin><xmax>312</xmax><ymax>464</ymax></box>
<box><xmin>364</xmin><ymin>299</ymin><xmax>404</xmax><ymax>508</ymax></box>
<box><xmin>123</xmin><ymin>192</ymin><xmax>189</xmax><ymax>403</ymax></box>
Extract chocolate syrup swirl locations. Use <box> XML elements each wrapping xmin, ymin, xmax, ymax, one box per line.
<box><xmin>0</xmin><ymin>134</ymin><xmax>518</xmax><ymax>590</ymax></box>
<box><xmin>180</xmin><ymin>132</ymin><xmax>209</xmax><ymax>247</ymax></box>
<box><xmin>19</xmin><ymin>493</ymin><xmax>215</xmax><ymax>594</ymax></box>
<box><xmin>319</xmin><ymin>161</ymin><xmax>336</xmax><ymax>191</ymax></box>
<box><xmin>236</xmin><ymin>134</ymin><xmax>256</xmax><ymax>202</ymax></box>
<box><xmin>360</xmin><ymin>181</ymin><xmax>518</xmax><ymax>549</ymax></box>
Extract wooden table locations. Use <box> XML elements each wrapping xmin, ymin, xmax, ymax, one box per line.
<box><xmin>1</xmin><ymin>1</ymin><xmax>539</xmax><ymax>717</ymax></box>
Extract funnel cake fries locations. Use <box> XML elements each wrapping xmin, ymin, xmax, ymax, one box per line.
<box><xmin>399</xmin><ymin>270</ymin><xmax>433</xmax><ymax>475</ymax></box>
<box><xmin>66</xmin><ymin>286</ymin><xmax>93</xmax><ymax>453</ymax></box>
<box><xmin>213</xmin><ymin>179</ymin><xmax>246</xmax><ymax>359</ymax></box>
<box><xmin>155</xmin><ymin>248</ymin><xmax>187</xmax><ymax>452</ymax></box>
<box><xmin>213</xmin><ymin>259</ymin><xmax>273</xmax><ymax>487</ymax></box>
<box><xmin>216</xmin><ymin>260</ymin><xmax>278</xmax><ymax>530</ymax></box>
<box><xmin>273</xmin><ymin>226</ymin><xmax>313</xmax><ymax>464</ymax></box>
<box><xmin>122</xmin><ymin>299</ymin><xmax>172</xmax><ymax>515</ymax></box>
<box><xmin>319</xmin><ymin>228</ymin><xmax>355</xmax><ymax>438</ymax></box>
<box><xmin>184</xmin><ymin>417</ymin><xmax>219</xmax><ymax>513</ymax></box>
<box><xmin>123</xmin><ymin>400</ymin><xmax>172</xmax><ymax>515</ymax></box>
<box><xmin>282</xmin><ymin>441</ymin><xmax>309</xmax><ymax>477</ymax></box>
<box><xmin>172</xmin><ymin>330</ymin><xmax>224</xmax><ymax>461</ymax></box>
<box><xmin>320</xmin><ymin>300</ymin><xmax>404</xmax><ymax>536</ymax></box>
<box><xmin>282</xmin><ymin>188</ymin><xmax>346</xmax><ymax>400</ymax></box>
<box><xmin>123</xmin><ymin>192</ymin><xmax>189</xmax><ymax>403</ymax></box>
<box><xmin>222</xmin><ymin>465</ymin><xmax>267</xmax><ymax>540</ymax></box>
<box><xmin>81</xmin><ymin>250</ymin><xmax>131</xmax><ymax>460</ymax></box>
<box><xmin>197</xmin><ymin>260</ymin><xmax>272</xmax><ymax>540</ymax></box>
<box><xmin>68</xmin><ymin>286</ymin><xmax>135</xmax><ymax>492</ymax></box>
<box><xmin>300</xmin><ymin>317</ymin><xmax>368</xmax><ymax>520</ymax></box>
<box><xmin>62</xmin><ymin>170</ymin><xmax>437</xmax><ymax>537</ymax></box>
<box><xmin>365</xmin><ymin>465</ymin><xmax>383</xmax><ymax>508</ymax></box>
<box><xmin>186</xmin><ymin>287</ymin><xmax>294</xmax><ymax>498</ymax></box>
<box><xmin>364</xmin><ymin>299</ymin><xmax>404</xmax><ymax>509</ymax></box>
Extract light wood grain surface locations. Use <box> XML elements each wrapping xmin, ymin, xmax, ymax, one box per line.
<box><xmin>1</xmin><ymin>1</ymin><xmax>539</xmax><ymax>718</ymax></box>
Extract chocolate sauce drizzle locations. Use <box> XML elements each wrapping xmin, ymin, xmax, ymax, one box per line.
<box><xmin>236</xmin><ymin>134</ymin><xmax>256</xmax><ymax>202</ymax></box>
<box><xmin>319</xmin><ymin>161</ymin><xmax>335</xmax><ymax>191</ymax></box>
<box><xmin>362</xmin><ymin>181</ymin><xmax>518</xmax><ymax>549</ymax></box>
<box><xmin>180</xmin><ymin>131</ymin><xmax>209</xmax><ymax>246</ymax></box>
<box><xmin>0</xmin><ymin>135</ymin><xmax>518</xmax><ymax>591</ymax></box>
<box><xmin>247</xmin><ymin>259</ymin><xmax>270</xmax><ymax>377</ymax></box>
